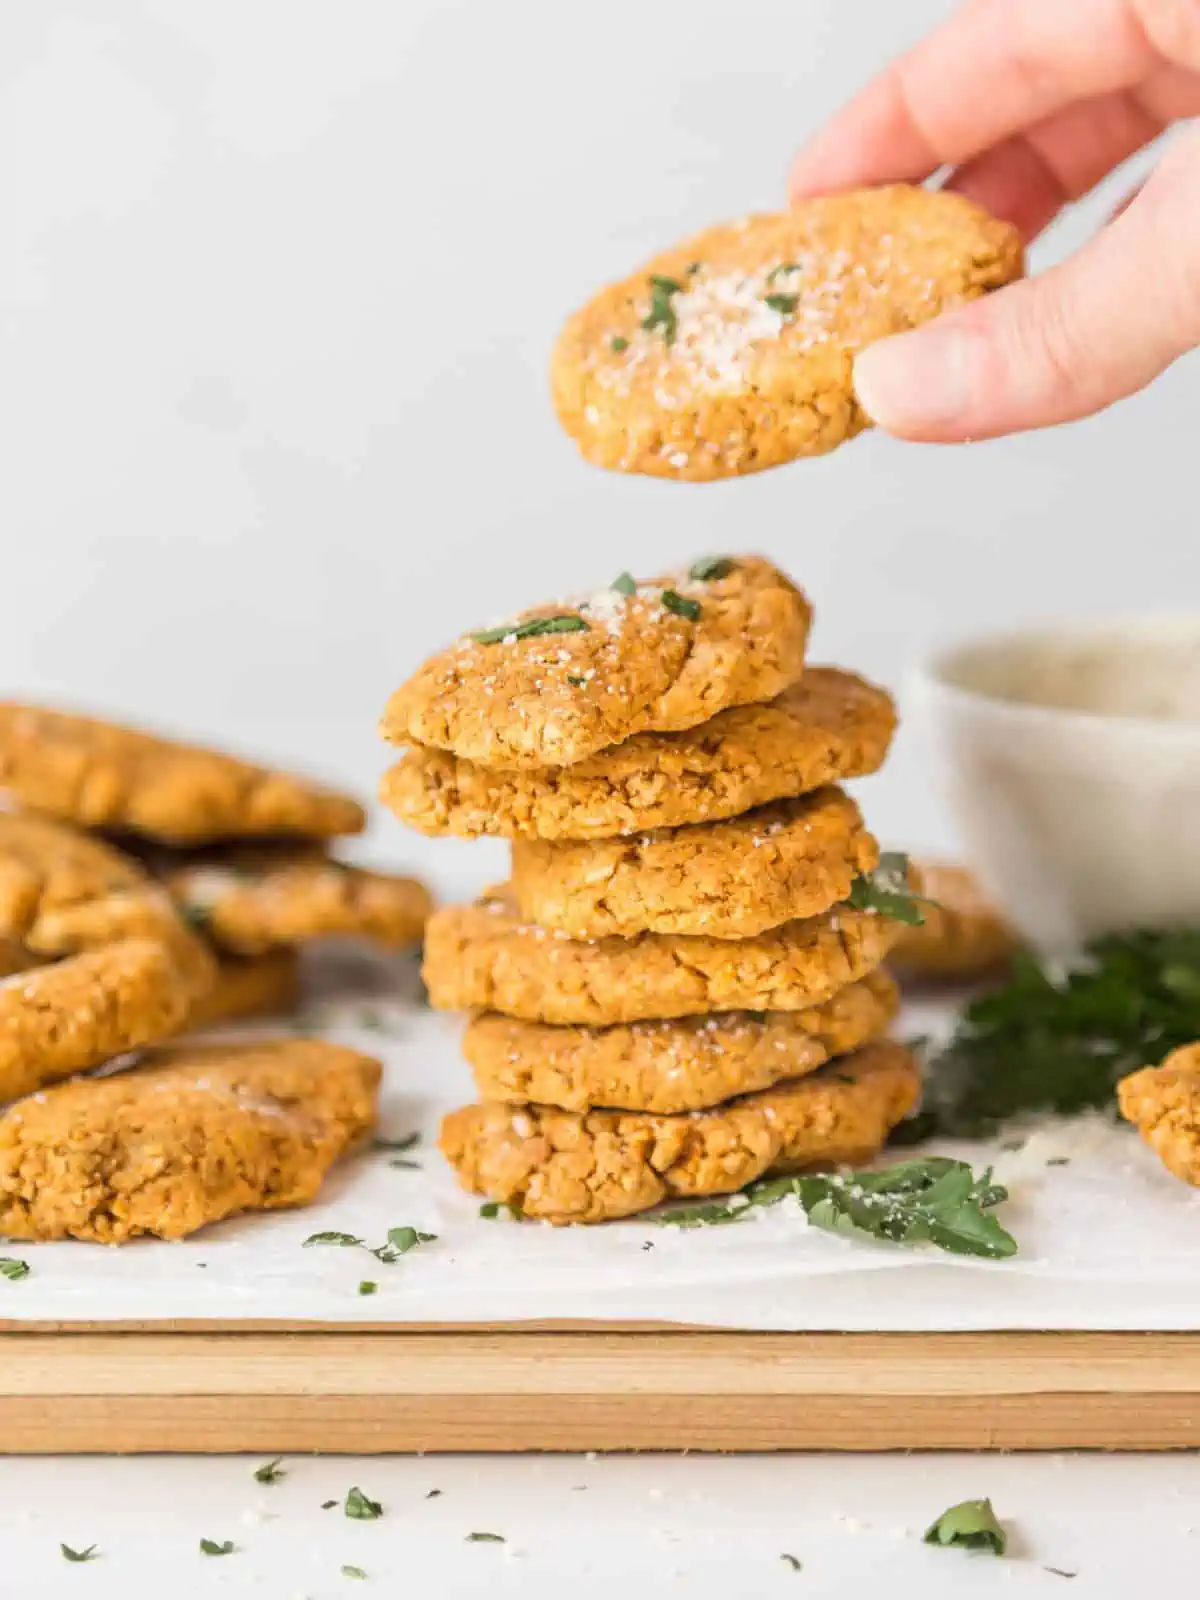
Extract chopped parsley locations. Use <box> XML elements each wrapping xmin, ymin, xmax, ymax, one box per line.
<box><xmin>567</xmin><ymin>674</ymin><xmax>588</xmax><ymax>687</ymax></box>
<box><xmin>358</xmin><ymin>1280</ymin><xmax>378</xmax><ymax>1296</ymax></box>
<box><xmin>322</xmin><ymin>1500</ymin><xmax>338</xmax><ymax>1511</ymax></box>
<box><xmin>200</xmin><ymin>1538</ymin><xmax>235</xmax><ymax>1557</ymax></box>
<box><xmin>480</xmin><ymin>1200</ymin><xmax>523</xmax><ymax>1221</ymax></box>
<box><xmin>610</xmin><ymin>335</ymin><xmax>629</xmax><ymax>353</ymax></box>
<box><xmin>0</xmin><ymin>1258</ymin><xmax>29</xmax><ymax>1282</ymax></box>
<box><xmin>688</xmin><ymin>556</ymin><xmax>735</xmax><ymax>581</ymax></box>
<box><xmin>304</xmin><ymin>1226</ymin><xmax>435</xmax><ymax>1264</ymax></box>
<box><xmin>661</xmin><ymin>588</ymin><xmax>701</xmax><ymax>621</ymax></box>
<box><xmin>780</xmin><ymin>1553</ymin><xmax>802</xmax><ymax>1571</ymax></box>
<box><xmin>471</xmin><ymin>614</ymin><xmax>589</xmax><ymax>646</ymax></box>
<box><xmin>923</xmin><ymin>1498</ymin><xmax>1007</xmax><ymax>1555</ymax></box>
<box><xmin>764</xmin><ymin>292</ymin><xmax>799</xmax><ymax>315</ymax></box>
<box><xmin>846</xmin><ymin>852</ymin><xmax>926</xmax><ymax>926</ymax></box>
<box><xmin>766</xmin><ymin>262</ymin><xmax>801</xmax><ymax>284</ymax></box>
<box><xmin>657</xmin><ymin>1156</ymin><xmax>1016</xmax><ymax>1260</ymax></box>
<box><xmin>641</xmin><ymin>275</ymin><xmax>684</xmax><ymax>344</ymax></box>
<box><xmin>611</xmin><ymin>571</ymin><xmax>637</xmax><ymax>596</ymax></box>
<box><xmin>61</xmin><ymin>1544</ymin><xmax>98</xmax><ymax>1563</ymax></box>
<box><xmin>426</xmin><ymin>1489</ymin><xmax>443</xmax><ymax>1499</ymax></box>
<box><xmin>342</xmin><ymin>1566</ymin><xmax>368</xmax><ymax>1580</ymax></box>
<box><xmin>253</xmin><ymin>1457</ymin><xmax>286</xmax><ymax>1485</ymax></box>
<box><xmin>389</xmin><ymin>1158</ymin><xmax>421</xmax><ymax>1170</ymax></box>
<box><xmin>345</xmin><ymin>1487</ymin><xmax>383</xmax><ymax>1521</ymax></box>
<box><xmin>466</xmin><ymin>1531</ymin><xmax>506</xmax><ymax>1543</ymax></box>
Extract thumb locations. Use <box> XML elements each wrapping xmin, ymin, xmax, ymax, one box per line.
<box><xmin>851</xmin><ymin>134</ymin><xmax>1200</xmax><ymax>442</ymax></box>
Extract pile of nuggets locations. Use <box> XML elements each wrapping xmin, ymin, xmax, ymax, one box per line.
<box><xmin>382</xmin><ymin>554</ymin><xmax>934</xmax><ymax>1224</ymax></box>
<box><xmin>0</xmin><ymin>705</ymin><xmax>430</xmax><ymax>1243</ymax></box>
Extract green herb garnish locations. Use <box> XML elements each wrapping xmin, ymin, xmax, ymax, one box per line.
<box><xmin>254</xmin><ymin>1457</ymin><xmax>286</xmax><ymax>1484</ymax></box>
<box><xmin>426</xmin><ymin>1489</ymin><xmax>442</xmax><ymax>1499</ymax></box>
<box><xmin>686</xmin><ymin>261</ymin><xmax>701</xmax><ymax>275</ymax></box>
<box><xmin>479</xmin><ymin>1200</ymin><xmax>523</xmax><ymax>1220</ymax></box>
<box><xmin>658</xmin><ymin>1157</ymin><xmax>1016</xmax><ymax>1260</ymax></box>
<box><xmin>378</xmin><ymin>1225</ymin><xmax>436</xmax><ymax>1260</ymax></box>
<box><xmin>358</xmin><ymin>1280</ymin><xmax>378</xmax><ymax>1296</ymax></box>
<box><xmin>342</xmin><ymin>1566</ymin><xmax>368</xmax><ymax>1580</ymax></box>
<box><xmin>780</xmin><ymin>1554</ymin><xmax>802</xmax><ymax>1571</ymax></box>
<box><xmin>1045</xmin><ymin>1567</ymin><xmax>1078</xmax><ymax>1579</ymax></box>
<box><xmin>924</xmin><ymin>928</ymin><xmax>1200</xmax><ymax>1137</ymax></box>
<box><xmin>766</xmin><ymin>263</ymin><xmax>801</xmax><ymax>284</ymax></box>
<box><xmin>322</xmin><ymin>1500</ymin><xmax>338</xmax><ymax>1510</ymax></box>
<box><xmin>846</xmin><ymin>852</ymin><xmax>925</xmax><ymax>926</ymax></box>
<box><xmin>610</xmin><ymin>335</ymin><xmax>629</xmax><ymax>353</ymax></box>
<box><xmin>61</xmin><ymin>1544</ymin><xmax>98</xmax><ymax>1563</ymax></box>
<box><xmin>642</xmin><ymin>275</ymin><xmax>684</xmax><ymax>344</ymax></box>
<box><xmin>661</xmin><ymin>588</ymin><xmax>701</xmax><ymax>621</ymax></box>
<box><xmin>466</xmin><ymin>1531</ymin><xmax>505</xmax><ymax>1543</ymax></box>
<box><xmin>764</xmin><ymin>292</ymin><xmax>798</xmax><ymax>315</ymax></box>
<box><xmin>389</xmin><ymin>1159</ymin><xmax>421</xmax><ymax>1170</ymax></box>
<box><xmin>471</xmin><ymin>614</ymin><xmax>589</xmax><ymax>646</ymax></box>
<box><xmin>923</xmin><ymin>1498</ymin><xmax>1007</xmax><ymax>1555</ymax></box>
<box><xmin>567</xmin><ymin>674</ymin><xmax>588</xmax><ymax>687</ymax></box>
<box><xmin>345</xmin><ymin>1487</ymin><xmax>383</xmax><ymax>1521</ymax></box>
<box><xmin>304</xmin><ymin>1226</ymin><xmax>435</xmax><ymax>1264</ymax></box>
<box><xmin>0</xmin><ymin>1258</ymin><xmax>29</xmax><ymax>1281</ymax></box>
<box><xmin>200</xmin><ymin>1539</ymin><xmax>234</xmax><ymax>1557</ymax></box>
<box><xmin>611</xmin><ymin>571</ymin><xmax>637</xmax><ymax>596</ymax></box>
<box><xmin>688</xmin><ymin>556</ymin><xmax>735</xmax><ymax>581</ymax></box>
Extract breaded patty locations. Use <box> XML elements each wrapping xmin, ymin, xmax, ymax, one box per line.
<box><xmin>0</xmin><ymin>1037</ymin><xmax>380</xmax><ymax>1242</ymax></box>
<box><xmin>441</xmin><ymin>1042</ymin><xmax>920</xmax><ymax>1223</ymax></box>
<box><xmin>380</xmin><ymin>557</ymin><xmax>810</xmax><ymax>770</ymax></box>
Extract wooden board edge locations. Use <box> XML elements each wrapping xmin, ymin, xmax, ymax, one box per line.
<box><xmin>5</xmin><ymin>1329</ymin><xmax>1200</xmax><ymax>1453</ymax></box>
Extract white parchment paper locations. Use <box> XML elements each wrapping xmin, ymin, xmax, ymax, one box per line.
<box><xmin>6</xmin><ymin>963</ymin><xmax>1200</xmax><ymax>1331</ymax></box>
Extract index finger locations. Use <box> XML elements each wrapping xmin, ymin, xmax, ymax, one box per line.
<box><xmin>789</xmin><ymin>0</ymin><xmax>1163</xmax><ymax>198</ymax></box>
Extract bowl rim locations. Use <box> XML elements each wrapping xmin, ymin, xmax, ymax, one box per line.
<box><xmin>909</xmin><ymin>613</ymin><xmax>1200</xmax><ymax>741</ymax></box>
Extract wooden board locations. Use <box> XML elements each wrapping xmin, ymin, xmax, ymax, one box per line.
<box><xmin>6</xmin><ymin>1329</ymin><xmax>1200</xmax><ymax>1453</ymax></box>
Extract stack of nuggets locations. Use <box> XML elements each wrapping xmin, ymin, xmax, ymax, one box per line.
<box><xmin>0</xmin><ymin>704</ymin><xmax>434</xmax><ymax>1241</ymax></box>
<box><xmin>380</xmin><ymin>555</ymin><xmax>923</xmax><ymax>1223</ymax></box>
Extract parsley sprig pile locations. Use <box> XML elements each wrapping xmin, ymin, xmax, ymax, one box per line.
<box><xmin>657</xmin><ymin>1155</ymin><xmax>1016</xmax><ymax>1260</ymax></box>
<box><xmin>921</xmin><ymin>928</ymin><xmax>1200</xmax><ymax>1136</ymax></box>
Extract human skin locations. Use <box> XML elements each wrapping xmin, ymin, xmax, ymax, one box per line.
<box><xmin>789</xmin><ymin>0</ymin><xmax>1200</xmax><ymax>441</ymax></box>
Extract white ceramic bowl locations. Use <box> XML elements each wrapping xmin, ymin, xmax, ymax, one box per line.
<box><xmin>910</xmin><ymin>617</ymin><xmax>1200</xmax><ymax>954</ymax></box>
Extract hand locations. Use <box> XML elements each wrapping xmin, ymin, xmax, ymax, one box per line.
<box><xmin>789</xmin><ymin>0</ymin><xmax>1200</xmax><ymax>441</ymax></box>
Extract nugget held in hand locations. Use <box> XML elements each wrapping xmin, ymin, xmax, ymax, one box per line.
<box><xmin>552</xmin><ymin>186</ymin><xmax>1021</xmax><ymax>480</ymax></box>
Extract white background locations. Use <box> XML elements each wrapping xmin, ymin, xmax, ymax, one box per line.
<box><xmin>1</xmin><ymin>0</ymin><xmax>1196</xmax><ymax>876</ymax></box>
<box><xmin>2</xmin><ymin>2</ymin><xmax>1198</xmax><ymax>1593</ymax></box>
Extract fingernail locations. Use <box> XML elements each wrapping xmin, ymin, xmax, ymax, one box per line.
<box><xmin>853</xmin><ymin>321</ymin><xmax>977</xmax><ymax>439</ymax></box>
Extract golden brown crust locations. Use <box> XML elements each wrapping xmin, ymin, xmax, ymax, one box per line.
<box><xmin>440</xmin><ymin>1041</ymin><xmax>920</xmax><ymax>1223</ymax></box>
<box><xmin>0</xmin><ymin>703</ymin><xmax>365</xmax><ymax>844</ymax></box>
<box><xmin>423</xmin><ymin>888</ymin><xmax>902</xmax><ymax>1024</ymax></box>
<box><xmin>380</xmin><ymin>557</ymin><xmax>810</xmax><ymax>770</ymax></box>
<box><xmin>892</xmin><ymin>861</ymin><xmax>1018</xmax><ymax>981</ymax></box>
<box><xmin>381</xmin><ymin>667</ymin><xmax>895</xmax><ymax>840</ymax></box>
<box><xmin>552</xmin><ymin>187</ymin><xmax>1022</xmax><ymax>480</ymax></box>
<box><xmin>0</xmin><ymin>812</ymin><xmax>216</xmax><ymax>999</ymax></box>
<box><xmin>0</xmin><ymin>1037</ymin><xmax>381</xmax><ymax>1242</ymax></box>
<box><xmin>161</xmin><ymin>846</ymin><xmax>432</xmax><ymax>955</ymax></box>
<box><xmin>0</xmin><ymin>812</ymin><xmax>146</xmax><ymax>946</ymax></box>
<box><xmin>1118</xmin><ymin>1044</ymin><xmax>1200</xmax><ymax>1187</ymax></box>
<box><xmin>510</xmin><ymin>788</ymin><xmax>877</xmax><ymax>940</ymax></box>
<box><xmin>0</xmin><ymin>938</ymin><xmax>195</xmax><ymax>1102</ymax></box>
<box><xmin>465</xmin><ymin>969</ymin><xmax>898</xmax><ymax>1113</ymax></box>
<box><xmin>185</xmin><ymin>951</ymin><xmax>302</xmax><ymax>1031</ymax></box>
